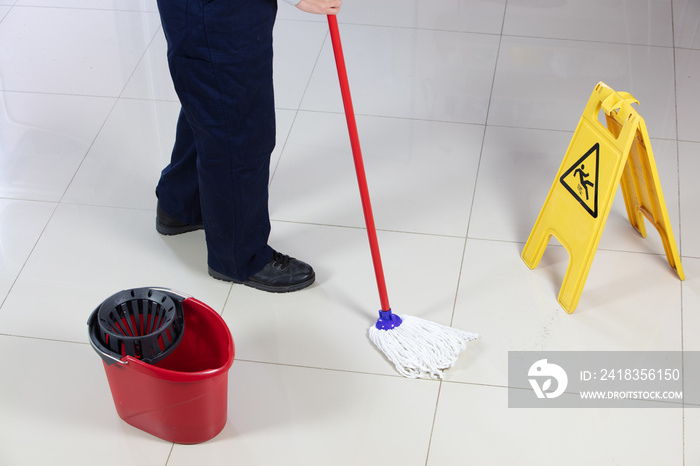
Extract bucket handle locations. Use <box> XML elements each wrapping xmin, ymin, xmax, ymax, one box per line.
<box><xmin>89</xmin><ymin>336</ymin><xmax>128</xmax><ymax>365</ymax></box>
<box><xmin>150</xmin><ymin>287</ymin><xmax>190</xmax><ymax>300</ymax></box>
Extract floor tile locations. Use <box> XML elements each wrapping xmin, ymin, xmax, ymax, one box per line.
<box><xmin>682</xmin><ymin>258</ymin><xmax>700</xmax><ymax>413</ymax></box>
<box><xmin>221</xmin><ymin>221</ymin><xmax>466</xmax><ymax>375</ymax></box>
<box><xmin>676</xmin><ymin>48</ymin><xmax>700</xmax><ymax>143</ymax></box>
<box><xmin>682</xmin><ymin>257</ymin><xmax>700</xmax><ymax>352</ymax></box>
<box><xmin>120</xmin><ymin>31</ymin><xmax>178</xmax><ymax>102</ymax></box>
<box><xmin>686</xmin><ymin>406</ymin><xmax>700</xmax><ymax>464</ymax></box>
<box><xmin>301</xmin><ymin>24</ymin><xmax>500</xmax><ymax>124</ymax></box>
<box><xmin>0</xmin><ymin>335</ymin><xmax>173</xmax><ymax>465</ymax></box>
<box><xmin>468</xmin><ymin>126</ymin><xmax>573</xmax><ymax>243</ymax></box>
<box><xmin>272</xmin><ymin>19</ymin><xmax>329</xmax><ymax>110</ymax></box>
<box><xmin>61</xmin><ymin>98</ymin><xmax>180</xmax><ymax>209</ymax></box>
<box><xmin>428</xmin><ymin>382</ymin><xmax>683</xmax><ymax>465</ymax></box>
<box><xmin>0</xmin><ymin>204</ymin><xmax>231</xmax><ymax>342</ymax></box>
<box><xmin>0</xmin><ymin>91</ymin><xmax>115</xmax><ymax>201</ymax></box>
<box><xmin>679</xmin><ymin>141</ymin><xmax>700</xmax><ymax>258</ymax></box>
<box><xmin>270</xmin><ymin>110</ymin><xmax>484</xmax><ymax>236</ymax></box>
<box><xmin>337</xmin><ymin>0</ymin><xmax>507</xmax><ymax>34</ymax></box>
<box><xmin>447</xmin><ymin>239</ymin><xmax>682</xmax><ymax>386</ymax></box>
<box><xmin>167</xmin><ymin>361</ymin><xmax>439</xmax><ymax>466</ymax></box>
<box><xmin>674</xmin><ymin>0</ymin><xmax>700</xmax><ymax>49</ymax></box>
<box><xmin>504</xmin><ymin>0</ymin><xmax>673</xmax><ymax>46</ymax></box>
<box><xmin>0</xmin><ymin>7</ymin><xmax>160</xmax><ymax>96</ymax></box>
<box><xmin>489</xmin><ymin>36</ymin><xmax>677</xmax><ymax>140</ymax></box>
<box><xmin>0</xmin><ymin>199</ymin><xmax>55</xmax><ymax>303</ymax></box>
<box><xmin>16</xmin><ymin>0</ymin><xmax>157</xmax><ymax>9</ymax></box>
<box><xmin>276</xmin><ymin>2</ymin><xmax>326</xmax><ymax>22</ymax></box>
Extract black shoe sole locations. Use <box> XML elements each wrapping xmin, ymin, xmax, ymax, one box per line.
<box><xmin>156</xmin><ymin>220</ymin><xmax>204</xmax><ymax>236</ymax></box>
<box><xmin>208</xmin><ymin>267</ymin><xmax>315</xmax><ymax>293</ymax></box>
<box><xmin>156</xmin><ymin>204</ymin><xmax>204</xmax><ymax>235</ymax></box>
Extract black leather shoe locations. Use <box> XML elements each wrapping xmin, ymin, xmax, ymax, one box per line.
<box><xmin>209</xmin><ymin>250</ymin><xmax>315</xmax><ymax>293</ymax></box>
<box><xmin>156</xmin><ymin>204</ymin><xmax>204</xmax><ymax>235</ymax></box>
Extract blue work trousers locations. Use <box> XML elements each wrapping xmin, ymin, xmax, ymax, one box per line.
<box><xmin>155</xmin><ymin>0</ymin><xmax>277</xmax><ymax>280</ymax></box>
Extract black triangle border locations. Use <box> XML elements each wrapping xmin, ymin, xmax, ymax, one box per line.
<box><xmin>559</xmin><ymin>143</ymin><xmax>600</xmax><ymax>218</ymax></box>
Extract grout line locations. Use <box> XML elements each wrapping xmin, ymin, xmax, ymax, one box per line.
<box><xmin>669</xmin><ymin>3</ymin><xmax>687</xmax><ymax>465</ymax></box>
<box><xmin>447</xmin><ymin>1</ymin><xmax>507</xmax><ymax>329</ymax></box>
<box><xmin>0</xmin><ymin>201</ymin><xmax>59</xmax><ymax>311</ymax></box>
<box><xmin>0</xmin><ymin>332</ymin><xmax>88</xmax><ymax>346</ymax></box>
<box><xmin>424</xmin><ymin>380</ymin><xmax>443</xmax><ymax>466</ymax></box>
<box><xmin>54</xmin><ymin>97</ymin><xmax>119</xmax><ymax>204</ymax></box>
<box><xmin>234</xmin><ymin>358</ymin><xmax>429</xmax><ymax>380</ymax></box>
<box><xmin>164</xmin><ymin>443</ymin><xmax>175</xmax><ymax>466</ymax></box>
<box><xmin>426</xmin><ymin>3</ymin><xmax>510</xmax><ymax>462</ymax></box>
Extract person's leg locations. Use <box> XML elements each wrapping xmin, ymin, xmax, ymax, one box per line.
<box><xmin>156</xmin><ymin>109</ymin><xmax>204</xmax><ymax>232</ymax></box>
<box><xmin>156</xmin><ymin>0</ymin><xmax>312</xmax><ymax>288</ymax></box>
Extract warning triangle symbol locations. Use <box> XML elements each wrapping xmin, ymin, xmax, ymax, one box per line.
<box><xmin>559</xmin><ymin>143</ymin><xmax>600</xmax><ymax>218</ymax></box>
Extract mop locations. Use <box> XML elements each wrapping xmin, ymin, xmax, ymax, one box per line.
<box><xmin>327</xmin><ymin>15</ymin><xmax>478</xmax><ymax>379</ymax></box>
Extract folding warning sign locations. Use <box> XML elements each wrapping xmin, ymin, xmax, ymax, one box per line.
<box><xmin>521</xmin><ymin>82</ymin><xmax>684</xmax><ymax>314</ymax></box>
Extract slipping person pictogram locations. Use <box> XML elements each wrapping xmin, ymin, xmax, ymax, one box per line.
<box><xmin>573</xmin><ymin>164</ymin><xmax>594</xmax><ymax>200</ymax></box>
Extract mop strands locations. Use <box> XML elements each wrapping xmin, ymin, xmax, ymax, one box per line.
<box><xmin>327</xmin><ymin>15</ymin><xmax>478</xmax><ymax>379</ymax></box>
<box><xmin>369</xmin><ymin>310</ymin><xmax>479</xmax><ymax>379</ymax></box>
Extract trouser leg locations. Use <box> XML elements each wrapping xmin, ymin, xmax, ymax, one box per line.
<box><xmin>155</xmin><ymin>0</ymin><xmax>278</xmax><ymax>281</ymax></box>
<box><xmin>157</xmin><ymin>109</ymin><xmax>202</xmax><ymax>225</ymax></box>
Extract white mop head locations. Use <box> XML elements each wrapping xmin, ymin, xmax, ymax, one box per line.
<box><xmin>369</xmin><ymin>314</ymin><xmax>478</xmax><ymax>379</ymax></box>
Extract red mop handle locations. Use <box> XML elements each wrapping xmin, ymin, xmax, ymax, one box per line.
<box><xmin>327</xmin><ymin>15</ymin><xmax>391</xmax><ymax>312</ymax></box>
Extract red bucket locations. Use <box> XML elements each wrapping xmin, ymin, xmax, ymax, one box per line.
<box><xmin>97</xmin><ymin>295</ymin><xmax>234</xmax><ymax>444</ymax></box>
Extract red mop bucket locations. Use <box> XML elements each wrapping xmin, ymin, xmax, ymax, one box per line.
<box><xmin>88</xmin><ymin>288</ymin><xmax>234</xmax><ymax>444</ymax></box>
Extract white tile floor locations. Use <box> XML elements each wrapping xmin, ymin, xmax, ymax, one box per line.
<box><xmin>0</xmin><ymin>0</ymin><xmax>698</xmax><ymax>464</ymax></box>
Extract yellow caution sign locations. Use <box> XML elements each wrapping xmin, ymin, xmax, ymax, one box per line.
<box><xmin>522</xmin><ymin>82</ymin><xmax>684</xmax><ymax>313</ymax></box>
